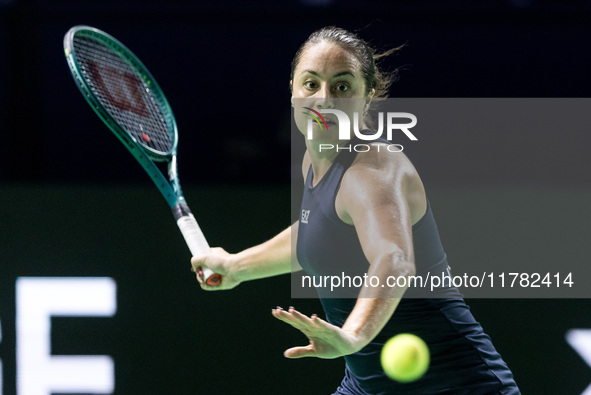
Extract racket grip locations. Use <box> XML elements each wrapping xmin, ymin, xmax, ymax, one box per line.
<box><xmin>201</xmin><ymin>268</ymin><xmax>223</xmax><ymax>287</ymax></box>
<box><xmin>173</xmin><ymin>204</ymin><xmax>222</xmax><ymax>286</ymax></box>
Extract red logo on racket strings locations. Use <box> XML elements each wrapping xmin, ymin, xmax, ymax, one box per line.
<box><xmin>87</xmin><ymin>61</ymin><xmax>150</xmax><ymax>117</ymax></box>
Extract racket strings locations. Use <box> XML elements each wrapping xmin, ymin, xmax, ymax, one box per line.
<box><xmin>72</xmin><ymin>35</ymin><xmax>174</xmax><ymax>155</ymax></box>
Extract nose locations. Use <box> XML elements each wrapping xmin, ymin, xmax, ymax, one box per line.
<box><xmin>315</xmin><ymin>83</ymin><xmax>334</xmax><ymax>109</ymax></box>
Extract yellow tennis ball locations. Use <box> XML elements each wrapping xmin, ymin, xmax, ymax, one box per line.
<box><xmin>381</xmin><ymin>333</ymin><xmax>430</xmax><ymax>383</ymax></box>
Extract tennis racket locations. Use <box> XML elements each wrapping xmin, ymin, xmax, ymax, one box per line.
<box><xmin>63</xmin><ymin>25</ymin><xmax>222</xmax><ymax>286</ymax></box>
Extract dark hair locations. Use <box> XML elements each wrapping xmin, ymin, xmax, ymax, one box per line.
<box><xmin>290</xmin><ymin>26</ymin><xmax>400</xmax><ymax>99</ymax></box>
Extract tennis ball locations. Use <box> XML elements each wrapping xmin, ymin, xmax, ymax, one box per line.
<box><xmin>381</xmin><ymin>333</ymin><xmax>430</xmax><ymax>383</ymax></box>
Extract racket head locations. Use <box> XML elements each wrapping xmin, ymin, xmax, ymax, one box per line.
<box><xmin>64</xmin><ymin>25</ymin><xmax>178</xmax><ymax>160</ymax></box>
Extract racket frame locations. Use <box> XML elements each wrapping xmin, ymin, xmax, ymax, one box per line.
<box><xmin>64</xmin><ymin>26</ymin><xmax>180</xmax><ymax>207</ymax></box>
<box><xmin>64</xmin><ymin>25</ymin><xmax>221</xmax><ymax>286</ymax></box>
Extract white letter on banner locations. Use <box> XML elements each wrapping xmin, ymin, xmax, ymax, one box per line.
<box><xmin>16</xmin><ymin>277</ymin><xmax>116</xmax><ymax>395</ymax></box>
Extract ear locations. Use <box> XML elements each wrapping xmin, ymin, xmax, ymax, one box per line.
<box><xmin>290</xmin><ymin>81</ymin><xmax>294</xmax><ymax>108</ymax></box>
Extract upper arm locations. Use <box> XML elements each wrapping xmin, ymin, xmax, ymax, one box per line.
<box><xmin>335</xmin><ymin>146</ymin><xmax>425</xmax><ymax>271</ymax></box>
<box><xmin>290</xmin><ymin>221</ymin><xmax>302</xmax><ymax>272</ymax></box>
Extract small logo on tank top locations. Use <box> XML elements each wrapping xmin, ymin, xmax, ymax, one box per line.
<box><xmin>301</xmin><ymin>210</ymin><xmax>311</xmax><ymax>224</ymax></box>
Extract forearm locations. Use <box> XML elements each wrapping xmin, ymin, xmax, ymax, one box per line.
<box><xmin>232</xmin><ymin>222</ymin><xmax>302</xmax><ymax>282</ymax></box>
<box><xmin>342</xmin><ymin>252</ymin><xmax>415</xmax><ymax>349</ymax></box>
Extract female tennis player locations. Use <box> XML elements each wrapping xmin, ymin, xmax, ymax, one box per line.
<box><xmin>192</xmin><ymin>27</ymin><xmax>520</xmax><ymax>394</ymax></box>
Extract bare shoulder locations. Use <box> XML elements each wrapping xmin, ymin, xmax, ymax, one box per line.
<box><xmin>337</xmin><ymin>142</ymin><xmax>427</xmax><ymax>225</ymax></box>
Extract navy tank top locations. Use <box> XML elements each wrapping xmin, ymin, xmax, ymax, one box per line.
<box><xmin>296</xmin><ymin>139</ymin><xmax>520</xmax><ymax>394</ymax></box>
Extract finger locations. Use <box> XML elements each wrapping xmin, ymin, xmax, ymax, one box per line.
<box><xmin>286</xmin><ymin>307</ymin><xmax>324</xmax><ymax>332</ymax></box>
<box><xmin>190</xmin><ymin>260</ymin><xmax>200</xmax><ymax>273</ymax></box>
<box><xmin>273</xmin><ymin>307</ymin><xmax>315</xmax><ymax>331</ymax></box>
<box><xmin>288</xmin><ymin>307</ymin><xmax>318</xmax><ymax>327</ymax></box>
<box><xmin>191</xmin><ymin>246</ymin><xmax>226</xmax><ymax>265</ymax></box>
<box><xmin>196</xmin><ymin>266</ymin><xmax>204</xmax><ymax>283</ymax></box>
<box><xmin>272</xmin><ymin>307</ymin><xmax>291</xmax><ymax>322</ymax></box>
<box><xmin>284</xmin><ymin>345</ymin><xmax>316</xmax><ymax>359</ymax></box>
<box><xmin>272</xmin><ymin>307</ymin><xmax>305</xmax><ymax>331</ymax></box>
<box><xmin>309</xmin><ymin>314</ymin><xmax>337</xmax><ymax>332</ymax></box>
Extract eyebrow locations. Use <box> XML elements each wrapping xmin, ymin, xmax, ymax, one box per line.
<box><xmin>299</xmin><ymin>70</ymin><xmax>356</xmax><ymax>79</ymax></box>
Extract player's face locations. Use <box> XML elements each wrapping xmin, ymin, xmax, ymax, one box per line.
<box><xmin>291</xmin><ymin>41</ymin><xmax>372</xmax><ymax>141</ymax></box>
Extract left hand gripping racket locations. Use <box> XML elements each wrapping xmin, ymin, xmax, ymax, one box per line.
<box><xmin>64</xmin><ymin>25</ymin><xmax>222</xmax><ymax>286</ymax></box>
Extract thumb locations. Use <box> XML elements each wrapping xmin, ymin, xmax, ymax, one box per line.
<box><xmin>284</xmin><ymin>345</ymin><xmax>316</xmax><ymax>359</ymax></box>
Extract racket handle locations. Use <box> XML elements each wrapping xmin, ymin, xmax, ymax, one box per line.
<box><xmin>201</xmin><ymin>268</ymin><xmax>223</xmax><ymax>287</ymax></box>
<box><xmin>173</xmin><ymin>204</ymin><xmax>223</xmax><ymax>286</ymax></box>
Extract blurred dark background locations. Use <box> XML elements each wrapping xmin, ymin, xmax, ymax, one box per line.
<box><xmin>1</xmin><ymin>0</ymin><xmax>591</xmax><ymax>394</ymax></box>
<box><xmin>1</xmin><ymin>0</ymin><xmax>591</xmax><ymax>186</ymax></box>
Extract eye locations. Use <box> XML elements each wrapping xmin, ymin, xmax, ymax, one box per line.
<box><xmin>335</xmin><ymin>83</ymin><xmax>350</xmax><ymax>92</ymax></box>
<box><xmin>304</xmin><ymin>80</ymin><xmax>317</xmax><ymax>90</ymax></box>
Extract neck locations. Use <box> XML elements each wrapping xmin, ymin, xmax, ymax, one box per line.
<box><xmin>305</xmin><ymin>138</ymin><xmax>350</xmax><ymax>186</ymax></box>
